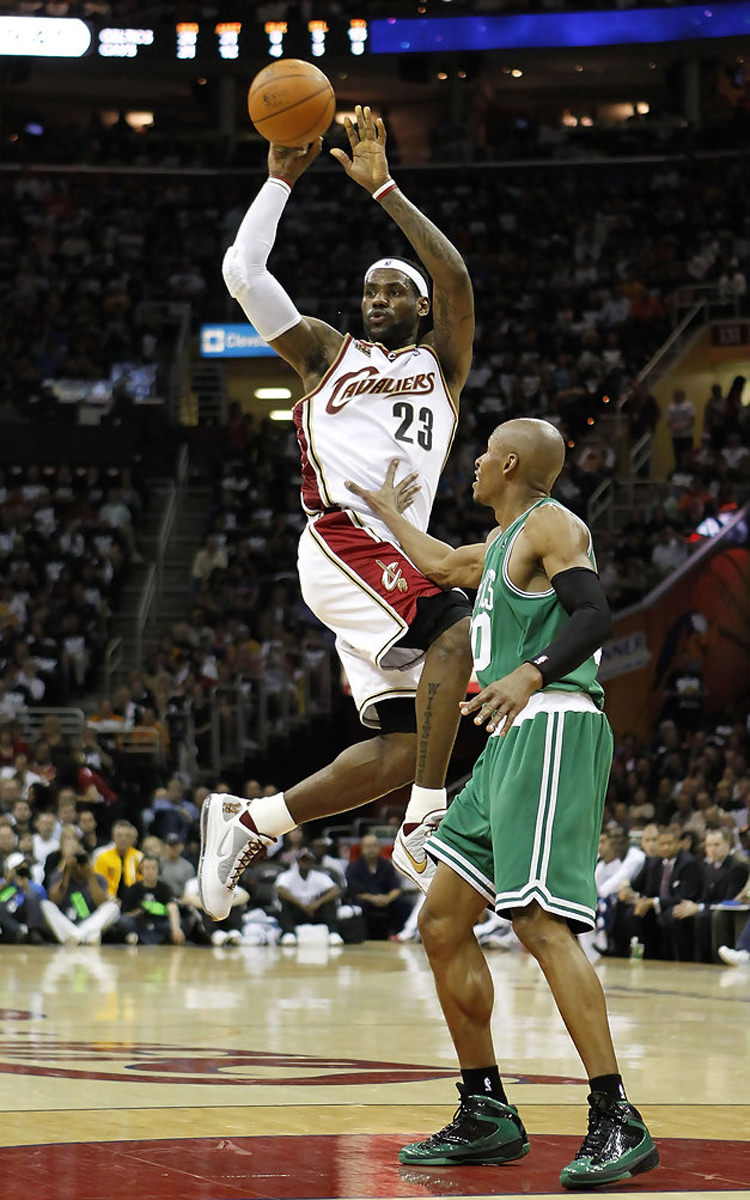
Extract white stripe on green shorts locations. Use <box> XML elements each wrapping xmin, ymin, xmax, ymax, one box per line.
<box><xmin>427</xmin><ymin>835</ymin><xmax>495</xmax><ymax>905</ymax></box>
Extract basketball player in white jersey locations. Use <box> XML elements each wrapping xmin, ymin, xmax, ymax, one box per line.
<box><xmin>199</xmin><ymin>105</ymin><xmax>475</xmax><ymax>921</ymax></box>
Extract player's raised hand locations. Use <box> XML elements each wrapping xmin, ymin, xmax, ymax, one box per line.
<box><xmin>268</xmin><ymin>137</ymin><xmax>323</xmax><ymax>185</ymax></box>
<box><xmin>345</xmin><ymin>458</ymin><xmax>421</xmax><ymax>519</ymax></box>
<box><xmin>330</xmin><ymin>104</ymin><xmax>390</xmax><ymax>195</ymax></box>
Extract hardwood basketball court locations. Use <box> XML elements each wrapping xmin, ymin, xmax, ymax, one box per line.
<box><xmin>0</xmin><ymin>942</ymin><xmax>748</xmax><ymax>1199</ymax></box>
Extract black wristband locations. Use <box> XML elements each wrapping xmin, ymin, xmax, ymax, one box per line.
<box><xmin>524</xmin><ymin>567</ymin><xmax>612</xmax><ymax>687</ymax></box>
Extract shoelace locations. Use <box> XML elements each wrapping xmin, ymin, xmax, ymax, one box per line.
<box><xmin>228</xmin><ymin>836</ymin><xmax>267</xmax><ymax>887</ymax></box>
<box><xmin>575</xmin><ymin>1103</ymin><xmax>621</xmax><ymax>1159</ymax></box>
<box><xmin>423</xmin><ymin>1098</ymin><xmax>471</xmax><ymax>1145</ymax></box>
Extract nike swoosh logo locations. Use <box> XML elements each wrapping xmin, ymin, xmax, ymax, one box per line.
<box><xmin>398</xmin><ymin>835</ymin><xmax>427</xmax><ymax>874</ymax></box>
<box><xmin>217</xmin><ymin>828</ymin><xmax>237</xmax><ymax>857</ymax></box>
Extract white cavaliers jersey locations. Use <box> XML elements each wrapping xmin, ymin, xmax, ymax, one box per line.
<box><xmin>293</xmin><ymin>335</ymin><xmax>457</xmax><ymax>542</ymax></box>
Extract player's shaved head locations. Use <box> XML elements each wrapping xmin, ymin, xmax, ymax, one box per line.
<box><xmin>490</xmin><ymin>419</ymin><xmax>565</xmax><ymax>492</ymax></box>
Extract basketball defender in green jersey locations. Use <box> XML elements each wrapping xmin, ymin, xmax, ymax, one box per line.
<box><xmin>346</xmin><ymin>419</ymin><xmax>658</xmax><ymax>1190</ymax></box>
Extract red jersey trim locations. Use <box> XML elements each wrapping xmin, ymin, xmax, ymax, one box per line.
<box><xmin>293</xmin><ymin>335</ymin><xmax>352</xmax><ymax>512</ymax></box>
<box><xmin>309</xmin><ymin>513</ymin><xmax>409</xmax><ymax>633</ymax></box>
<box><xmin>310</xmin><ymin>512</ymin><xmax>444</xmax><ymax>666</ymax></box>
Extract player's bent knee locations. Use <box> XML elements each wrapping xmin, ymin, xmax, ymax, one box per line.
<box><xmin>511</xmin><ymin>904</ymin><xmax>567</xmax><ymax>956</ymax></box>
<box><xmin>418</xmin><ymin>902</ymin><xmax>465</xmax><ymax>958</ymax></box>
<box><xmin>372</xmin><ymin>731</ymin><xmax>416</xmax><ymax>785</ymax></box>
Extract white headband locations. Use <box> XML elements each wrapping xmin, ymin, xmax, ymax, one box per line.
<box><xmin>365</xmin><ymin>257</ymin><xmax>429</xmax><ymax>299</ymax></box>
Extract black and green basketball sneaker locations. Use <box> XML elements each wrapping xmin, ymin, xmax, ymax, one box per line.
<box><xmin>560</xmin><ymin>1093</ymin><xmax>659</xmax><ymax>1189</ymax></box>
<box><xmin>398</xmin><ymin>1085</ymin><xmax>530</xmax><ymax>1166</ymax></box>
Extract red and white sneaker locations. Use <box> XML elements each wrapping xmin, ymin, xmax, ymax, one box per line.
<box><xmin>391</xmin><ymin>808</ymin><xmax>445</xmax><ymax>895</ymax></box>
<box><xmin>198</xmin><ymin>793</ymin><xmax>275</xmax><ymax>920</ymax></box>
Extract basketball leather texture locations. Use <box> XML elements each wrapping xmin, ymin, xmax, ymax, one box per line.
<box><xmin>248</xmin><ymin>59</ymin><xmax>335</xmax><ymax>146</ymax></box>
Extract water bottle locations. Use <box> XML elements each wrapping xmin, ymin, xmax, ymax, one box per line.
<box><xmin>629</xmin><ymin>936</ymin><xmax>644</xmax><ymax>961</ymax></box>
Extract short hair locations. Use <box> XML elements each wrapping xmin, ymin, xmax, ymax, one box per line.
<box><xmin>679</xmin><ymin>829</ymin><xmax>700</xmax><ymax>854</ymax></box>
<box><xmin>706</xmin><ymin>827</ymin><xmax>731</xmax><ymax>845</ymax></box>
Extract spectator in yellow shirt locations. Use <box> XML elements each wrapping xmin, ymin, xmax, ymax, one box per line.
<box><xmin>93</xmin><ymin>820</ymin><xmax>142</xmax><ymax>898</ymax></box>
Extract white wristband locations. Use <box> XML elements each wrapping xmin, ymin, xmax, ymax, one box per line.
<box><xmin>268</xmin><ymin>174</ymin><xmax>293</xmax><ymax>195</ymax></box>
<box><xmin>372</xmin><ymin>179</ymin><xmax>398</xmax><ymax>202</ymax></box>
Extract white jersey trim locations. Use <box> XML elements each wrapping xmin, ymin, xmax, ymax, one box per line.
<box><xmin>501</xmin><ymin>500</ymin><xmax>595</xmax><ymax>599</ymax></box>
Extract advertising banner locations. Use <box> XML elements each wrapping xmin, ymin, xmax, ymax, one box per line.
<box><xmin>603</xmin><ymin>509</ymin><xmax>750</xmax><ymax>738</ymax></box>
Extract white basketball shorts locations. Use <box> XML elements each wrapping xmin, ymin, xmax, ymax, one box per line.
<box><xmin>298</xmin><ymin>510</ymin><xmax>445</xmax><ymax>728</ymax></box>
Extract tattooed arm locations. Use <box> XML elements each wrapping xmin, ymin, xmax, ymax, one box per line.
<box><xmin>331</xmin><ymin>105</ymin><xmax>474</xmax><ymax>402</ymax></box>
<box><xmin>381</xmin><ymin>189</ymin><xmax>474</xmax><ymax>400</ymax></box>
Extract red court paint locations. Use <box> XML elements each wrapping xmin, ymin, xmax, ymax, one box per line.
<box><xmin>1</xmin><ymin>1133</ymin><xmax>747</xmax><ymax>1199</ymax></box>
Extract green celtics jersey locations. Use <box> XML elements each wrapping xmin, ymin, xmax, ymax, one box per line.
<box><xmin>470</xmin><ymin>498</ymin><xmax>605</xmax><ymax>708</ymax></box>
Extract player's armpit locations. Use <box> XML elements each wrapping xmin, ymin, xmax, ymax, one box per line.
<box><xmin>270</xmin><ymin>315</ymin><xmax>344</xmax><ymax>385</ymax></box>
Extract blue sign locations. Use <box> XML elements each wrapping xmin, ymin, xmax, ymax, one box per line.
<box><xmin>370</xmin><ymin>3</ymin><xmax>750</xmax><ymax>53</ymax></box>
<box><xmin>200</xmin><ymin>323</ymin><xmax>276</xmax><ymax>358</ymax></box>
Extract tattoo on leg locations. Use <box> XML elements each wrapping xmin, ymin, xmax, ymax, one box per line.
<box><xmin>417</xmin><ymin>681</ymin><xmax>440</xmax><ymax>777</ymax></box>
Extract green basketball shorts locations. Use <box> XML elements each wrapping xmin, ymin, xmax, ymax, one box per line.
<box><xmin>427</xmin><ymin>691</ymin><xmax>613</xmax><ymax>933</ymax></box>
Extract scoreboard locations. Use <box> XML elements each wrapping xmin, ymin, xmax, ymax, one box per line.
<box><xmin>2</xmin><ymin>4</ymin><xmax>749</xmax><ymax>63</ymax></box>
<box><xmin>0</xmin><ymin>14</ymin><xmax>370</xmax><ymax>62</ymax></box>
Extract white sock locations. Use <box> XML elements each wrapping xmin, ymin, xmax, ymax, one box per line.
<box><xmin>404</xmin><ymin>785</ymin><xmax>447</xmax><ymax>824</ymax></box>
<box><xmin>247</xmin><ymin>793</ymin><xmax>297</xmax><ymax>838</ymax></box>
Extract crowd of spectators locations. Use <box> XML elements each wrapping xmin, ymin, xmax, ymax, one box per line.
<box><xmin>7</xmin><ymin>103</ymin><xmax>749</xmax><ymax>173</ymax></box>
<box><xmin>0</xmin><ymin>464</ymin><xmax>147</xmax><ymax>708</ymax></box>
<box><xmin>2</xmin><ymin>150</ymin><xmax>749</xmax><ymax>422</ymax></box>
<box><xmin>586</xmin><ymin>705</ymin><xmax>750</xmax><ymax>966</ymax></box>
<box><xmin>3</xmin><ymin>697</ymin><xmax>750</xmax><ymax>964</ymax></box>
<box><xmin>2</xmin><ymin>143</ymin><xmax>731</xmax><ymax>704</ymax></box>
<box><xmin>0</xmin><ymin>767</ymin><xmax>423</xmax><ymax>947</ymax></box>
<box><xmin>1</xmin><ymin>125</ymin><xmax>750</xmax><ymax>960</ymax></box>
<box><xmin>594</xmin><ymin>377</ymin><xmax>750</xmax><ymax>610</ymax></box>
<box><xmin>0</xmin><ymin>170</ymin><xmax>190</xmax><ymax>418</ymax></box>
<box><xmin>147</xmin><ymin>372</ymin><xmax>748</xmax><ymax>728</ymax></box>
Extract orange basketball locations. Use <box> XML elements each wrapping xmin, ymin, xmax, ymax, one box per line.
<box><xmin>248</xmin><ymin>59</ymin><xmax>335</xmax><ymax>147</ymax></box>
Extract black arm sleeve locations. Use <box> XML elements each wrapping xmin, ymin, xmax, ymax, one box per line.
<box><xmin>524</xmin><ymin>566</ymin><xmax>613</xmax><ymax>687</ymax></box>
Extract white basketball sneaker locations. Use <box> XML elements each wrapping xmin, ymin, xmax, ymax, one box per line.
<box><xmin>718</xmin><ymin>945</ymin><xmax>750</xmax><ymax>967</ymax></box>
<box><xmin>198</xmin><ymin>793</ymin><xmax>275</xmax><ymax>920</ymax></box>
<box><xmin>391</xmin><ymin>808</ymin><xmax>445</xmax><ymax>895</ymax></box>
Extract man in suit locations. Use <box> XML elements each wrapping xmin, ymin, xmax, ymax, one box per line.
<box><xmin>668</xmin><ymin>827</ymin><xmax>748</xmax><ymax>961</ymax></box>
<box><xmin>612</xmin><ymin>828</ymin><xmax>702</xmax><ymax>959</ymax></box>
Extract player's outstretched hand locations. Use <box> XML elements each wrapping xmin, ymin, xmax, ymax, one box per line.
<box><xmin>460</xmin><ymin>663</ymin><xmax>542</xmax><ymax>736</ymax></box>
<box><xmin>345</xmin><ymin>457</ymin><xmax>421</xmax><ymax>520</ymax></box>
<box><xmin>330</xmin><ymin>104</ymin><xmax>390</xmax><ymax>195</ymax></box>
<box><xmin>268</xmin><ymin>137</ymin><xmax>323</xmax><ymax>185</ymax></box>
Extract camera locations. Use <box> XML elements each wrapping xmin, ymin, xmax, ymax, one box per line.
<box><xmin>74</xmin><ymin>851</ymin><xmax>89</xmax><ymax>866</ymax></box>
<box><xmin>14</xmin><ymin>862</ymin><xmax>31</xmax><ymax>878</ymax></box>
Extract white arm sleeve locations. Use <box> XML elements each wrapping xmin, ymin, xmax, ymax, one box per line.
<box><xmin>222</xmin><ymin>177</ymin><xmax>302</xmax><ymax>343</ymax></box>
